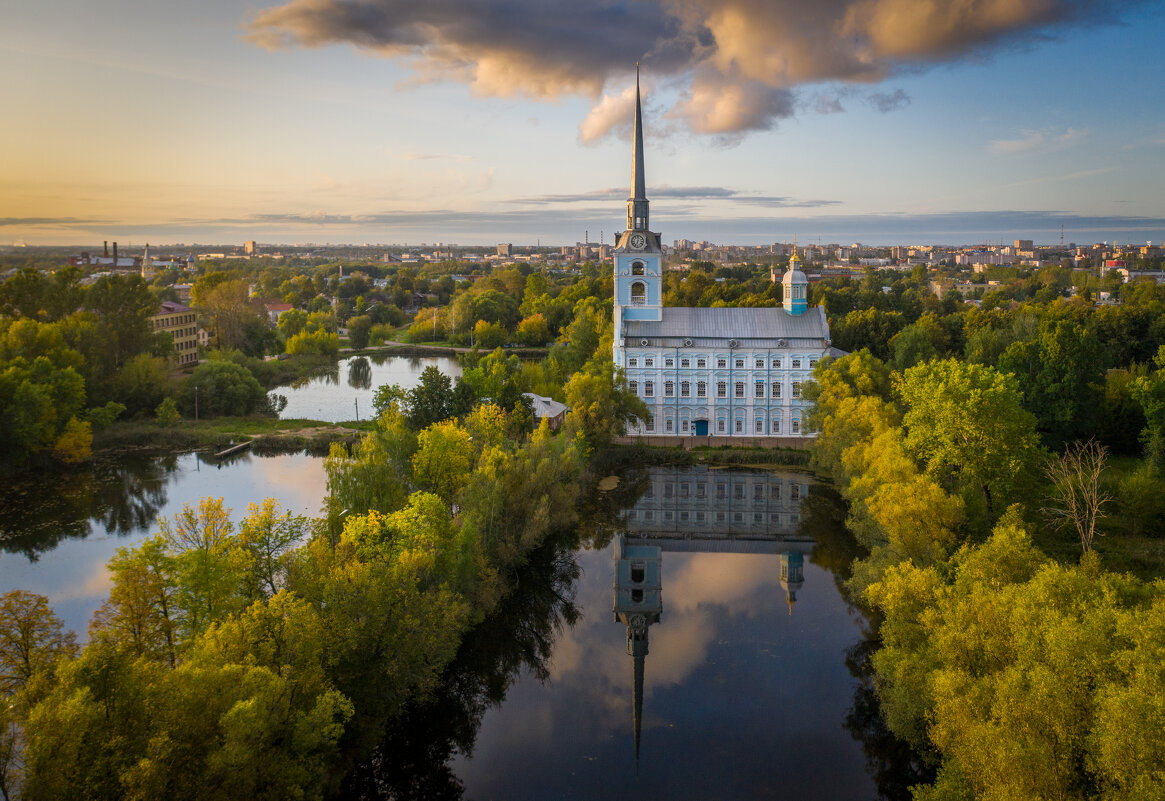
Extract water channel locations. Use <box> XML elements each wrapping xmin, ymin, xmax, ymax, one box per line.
<box><xmin>1</xmin><ymin>444</ymin><xmax>910</xmax><ymax>797</ymax></box>
<box><xmin>276</xmin><ymin>352</ymin><xmax>463</xmax><ymax>423</ymax></box>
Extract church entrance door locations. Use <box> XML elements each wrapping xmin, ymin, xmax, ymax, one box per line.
<box><xmin>694</xmin><ymin>419</ymin><xmax>709</xmax><ymax>436</ymax></box>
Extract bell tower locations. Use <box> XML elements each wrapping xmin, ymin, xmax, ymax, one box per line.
<box><xmin>613</xmin><ymin>65</ymin><xmax>663</xmax><ymax>365</ymax></box>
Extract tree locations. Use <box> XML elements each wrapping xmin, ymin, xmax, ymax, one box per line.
<box><xmin>159</xmin><ymin>497</ymin><xmax>240</xmax><ymax>638</ymax></box>
<box><xmin>155</xmin><ymin>396</ymin><xmax>181</xmax><ymax>426</ymax></box>
<box><xmin>412</xmin><ymin>421</ymin><xmax>475</xmax><ymax>506</ymax></box>
<box><xmin>276</xmin><ymin>308</ymin><xmax>308</xmax><ymax>340</ymax></box>
<box><xmin>89</xmin><ymin>536</ymin><xmax>179</xmax><ymax>665</ymax></box>
<box><xmin>236</xmin><ymin>499</ymin><xmax>309</xmax><ymax>600</ymax></box>
<box><xmin>0</xmin><ymin>590</ymin><xmax>76</xmax><ymax>696</ymax></box>
<box><xmin>347</xmin><ymin>315</ymin><xmax>373</xmax><ymax>350</ymax></box>
<box><xmin>85</xmin><ymin>274</ymin><xmax>157</xmax><ymax>369</ymax></box>
<box><xmin>898</xmin><ymin>359</ymin><xmax>1041</xmax><ymax>521</ymax></box>
<box><xmin>563</xmin><ymin>361</ymin><xmax>646</xmax><ymax>450</ymax></box>
<box><xmin>405</xmin><ymin>366</ymin><xmax>454</xmax><ymax>430</ymax></box>
<box><xmin>180</xmin><ymin>361</ymin><xmax>268</xmax><ymax>417</ymax></box>
<box><xmin>516</xmin><ymin>313</ymin><xmax>550</xmax><ymax>346</ymax></box>
<box><xmin>285</xmin><ymin>329</ymin><xmax>340</xmax><ymax>356</ymax></box>
<box><xmin>473</xmin><ymin>320</ymin><xmax>507</xmax><ymax>350</ymax></box>
<box><xmin>52</xmin><ymin>417</ymin><xmax>92</xmax><ymax>464</ymax></box>
<box><xmin>1043</xmin><ymin>440</ymin><xmax>1109</xmax><ymax>554</ymax></box>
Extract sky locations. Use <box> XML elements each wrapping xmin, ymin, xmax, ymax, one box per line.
<box><xmin>2</xmin><ymin>0</ymin><xmax>1164</xmax><ymax>248</ymax></box>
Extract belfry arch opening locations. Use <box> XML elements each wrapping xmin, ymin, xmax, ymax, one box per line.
<box><xmin>631</xmin><ymin>282</ymin><xmax>646</xmax><ymax>305</ymax></box>
<box><xmin>632</xmin><ymin>261</ymin><xmax>645</xmax><ymax>275</ymax></box>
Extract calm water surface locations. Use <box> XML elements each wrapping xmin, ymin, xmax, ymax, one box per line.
<box><xmin>350</xmin><ymin>466</ymin><xmax>890</xmax><ymax>801</ymax></box>
<box><xmin>276</xmin><ymin>353</ymin><xmax>462</xmax><ymax>423</ymax></box>
<box><xmin>0</xmin><ymin>451</ymin><xmax>327</xmax><ymax>637</ymax></box>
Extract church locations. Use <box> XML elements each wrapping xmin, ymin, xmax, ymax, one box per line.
<box><xmin>612</xmin><ymin>73</ymin><xmax>834</xmax><ymax>439</ymax></box>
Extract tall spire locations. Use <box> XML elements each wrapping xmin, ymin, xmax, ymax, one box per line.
<box><xmin>627</xmin><ymin>63</ymin><xmax>649</xmax><ymax>232</ymax></box>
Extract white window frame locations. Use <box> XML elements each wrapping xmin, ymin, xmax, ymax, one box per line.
<box><xmin>735</xmin><ymin>381</ymin><xmax>745</xmax><ymax>398</ymax></box>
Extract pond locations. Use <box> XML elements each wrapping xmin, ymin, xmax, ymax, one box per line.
<box><xmin>0</xmin><ymin>451</ymin><xmax>328</xmax><ymax>638</ymax></box>
<box><xmin>344</xmin><ymin>465</ymin><xmax>901</xmax><ymax>800</ymax></box>
<box><xmin>275</xmin><ymin>352</ymin><xmax>463</xmax><ymax>423</ymax></box>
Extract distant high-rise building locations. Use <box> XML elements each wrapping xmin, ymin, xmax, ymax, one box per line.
<box><xmin>244</xmin><ymin>240</ymin><xmax>257</xmax><ymax>255</ymax></box>
<box><xmin>497</xmin><ymin>243</ymin><xmax>513</xmax><ymax>257</ymax></box>
<box><xmin>1015</xmin><ymin>239</ymin><xmax>1034</xmax><ymax>250</ymax></box>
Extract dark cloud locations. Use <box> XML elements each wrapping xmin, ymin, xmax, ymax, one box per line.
<box><xmin>868</xmin><ymin>88</ymin><xmax>910</xmax><ymax>113</ymax></box>
<box><xmin>0</xmin><ymin>217</ymin><xmax>112</xmax><ymax>227</ymax></box>
<box><xmin>246</xmin><ymin>0</ymin><xmax>1144</xmax><ymax>137</ymax></box>
<box><xmin>510</xmin><ymin>186</ymin><xmax>839</xmax><ymax>207</ymax></box>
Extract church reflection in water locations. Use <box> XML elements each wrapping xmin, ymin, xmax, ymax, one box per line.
<box><xmin>613</xmin><ymin>466</ymin><xmax>813</xmax><ymax>763</ymax></box>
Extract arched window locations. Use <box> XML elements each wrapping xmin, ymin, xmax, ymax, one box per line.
<box><xmin>631</xmin><ymin>282</ymin><xmax>646</xmax><ymax>305</ymax></box>
<box><xmin>632</xmin><ymin>261</ymin><xmax>645</xmax><ymax>275</ymax></box>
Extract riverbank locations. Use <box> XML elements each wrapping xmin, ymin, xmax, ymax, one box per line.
<box><xmin>92</xmin><ymin>417</ymin><xmax>372</xmax><ymax>457</ymax></box>
<box><xmin>597</xmin><ymin>441</ymin><xmax>811</xmax><ymax>472</ymax></box>
<box><xmin>346</xmin><ymin>341</ymin><xmax>551</xmax><ymax>360</ymax></box>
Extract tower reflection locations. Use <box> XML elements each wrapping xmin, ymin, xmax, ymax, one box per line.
<box><xmin>613</xmin><ymin>466</ymin><xmax>815</xmax><ymax>764</ymax></box>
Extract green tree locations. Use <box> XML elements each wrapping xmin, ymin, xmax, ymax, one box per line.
<box><xmin>180</xmin><ymin>361</ymin><xmax>268</xmax><ymax>417</ymax></box>
<box><xmin>412</xmin><ymin>420</ymin><xmax>475</xmax><ymax>505</ymax></box>
<box><xmin>85</xmin><ymin>274</ymin><xmax>157</xmax><ymax>369</ymax></box>
<box><xmin>347</xmin><ymin>314</ymin><xmax>373</xmax><ymax>350</ymax></box>
<box><xmin>236</xmin><ymin>499</ymin><xmax>309</xmax><ymax>599</ymax></box>
<box><xmin>898</xmin><ymin>359</ymin><xmax>1041</xmax><ymax>521</ymax></box>
<box><xmin>563</xmin><ymin>361</ymin><xmax>646</xmax><ymax>450</ymax></box>
<box><xmin>155</xmin><ymin>396</ymin><xmax>181</xmax><ymax>426</ymax></box>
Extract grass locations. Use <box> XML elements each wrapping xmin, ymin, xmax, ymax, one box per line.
<box><xmin>92</xmin><ymin>417</ymin><xmax>373</xmax><ymax>455</ymax></box>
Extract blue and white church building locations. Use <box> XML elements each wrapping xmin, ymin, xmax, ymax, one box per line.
<box><xmin>613</xmin><ymin>74</ymin><xmax>834</xmax><ymax>439</ymax></box>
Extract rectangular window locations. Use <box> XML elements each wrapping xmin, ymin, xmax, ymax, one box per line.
<box><xmin>697</xmin><ymin>381</ymin><xmax>706</xmax><ymax>397</ymax></box>
<box><xmin>645</xmin><ymin>358</ymin><xmax>655</xmax><ymax>367</ymax></box>
<box><xmin>665</xmin><ymin>381</ymin><xmax>675</xmax><ymax>397</ymax></box>
<box><xmin>697</xmin><ymin>358</ymin><xmax>707</xmax><ymax>368</ymax></box>
<box><xmin>734</xmin><ymin>484</ymin><xmax>745</xmax><ymax>499</ymax></box>
<box><xmin>735</xmin><ymin>382</ymin><xmax>745</xmax><ymax>398</ymax></box>
<box><xmin>681</xmin><ymin>420</ymin><xmax>689</xmax><ymax>433</ymax></box>
<box><xmin>716</xmin><ymin>511</ymin><xmax>726</xmax><ymax>523</ymax></box>
<box><xmin>717</xmin><ymin>382</ymin><xmax>727</xmax><ymax>398</ymax></box>
<box><xmin>695</xmin><ymin>511</ymin><xmax>705</xmax><ymax>522</ymax></box>
<box><xmin>735</xmin><ymin>358</ymin><xmax>745</xmax><ymax>368</ymax></box>
<box><xmin>717</xmin><ymin>420</ymin><xmax>726</xmax><ymax>433</ymax></box>
<box><xmin>629</xmin><ymin>381</ymin><xmax>638</xmax><ymax>396</ymax></box>
<box><xmin>681</xmin><ymin>381</ymin><xmax>690</xmax><ymax>397</ymax></box>
<box><xmin>665</xmin><ymin>419</ymin><xmax>674</xmax><ymax>433</ymax></box>
<box><xmin>664</xmin><ymin>483</ymin><xmax>674</xmax><ymax>498</ymax></box>
<box><xmin>772</xmin><ymin>358</ymin><xmax>782</xmax><ymax>368</ymax></box>
<box><xmin>756</xmin><ymin>419</ymin><xmax>764</xmax><ymax>433</ymax></box>
<box><xmin>773</xmin><ymin>419</ymin><xmax>781</xmax><ymax>434</ymax></box>
<box><xmin>680</xmin><ymin>358</ymin><xmax>690</xmax><ymax>367</ymax></box>
<box><xmin>629</xmin><ymin>358</ymin><xmax>638</xmax><ymax>367</ymax></box>
<box><xmin>773</xmin><ymin>383</ymin><xmax>782</xmax><ymax>398</ymax></box>
<box><xmin>645</xmin><ymin>381</ymin><xmax>655</xmax><ymax>398</ymax></box>
<box><xmin>809</xmin><ymin>358</ymin><xmax>818</xmax><ymax>368</ymax></box>
<box><xmin>696</xmin><ymin>483</ymin><xmax>706</xmax><ymax>499</ymax></box>
<box><xmin>664</xmin><ymin>357</ymin><xmax>674</xmax><ymax>367</ymax></box>
<box><xmin>755</xmin><ymin>381</ymin><xmax>765</xmax><ymax>398</ymax></box>
<box><xmin>755</xmin><ymin>358</ymin><xmax>764</xmax><ymax>368</ymax></box>
<box><xmin>717</xmin><ymin>358</ymin><xmax>727</xmax><ymax>368</ymax></box>
<box><xmin>792</xmin><ymin>359</ymin><xmax>802</xmax><ymax>369</ymax></box>
<box><xmin>645</xmin><ymin>415</ymin><xmax>654</xmax><ymax>432</ymax></box>
<box><xmin>791</xmin><ymin>485</ymin><xmax>801</xmax><ymax>500</ymax></box>
<box><xmin>773</xmin><ymin>484</ymin><xmax>782</xmax><ymax>499</ymax></box>
<box><xmin>792</xmin><ymin>381</ymin><xmax>801</xmax><ymax>398</ymax></box>
<box><xmin>792</xmin><ymin>419</ymin><xmax>801</xmax><ymax>433</ymax></box>
<box><xmin>735</xmin><ymin>419</ymin><xmax>743</xmax><ymax>433</ymax></box>
<box><xmin>716</xmin><ymin>483</ymin><xmax>727</xmax><ymax>499</ymax></box>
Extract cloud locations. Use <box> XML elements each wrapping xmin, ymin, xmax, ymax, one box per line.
<box><xmin>868</xmin><ymin>88</ymin><xmax>910</xmax><ymax>112</ymax></box>
<box><xmin>989</xmin><ymin>127</ymin><xmax>1086</xmax><ymax>155</ymax></box>
<box><xmin>244</xmin><ymin>0</ymin><xmax>1141</xmax><ymax>138</ymax></box>
<box><xmin>511</xmin><ymin>186</ymin><xmax>839</xmax><ymax>207</ymax></box>
<box><xmin>0</xmin><ymin>216</ymin><xmax>113</xmax><ymax>227</ymax></box>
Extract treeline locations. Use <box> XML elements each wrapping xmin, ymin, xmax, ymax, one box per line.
<box><xmin>808</xmin><ymin>349</ymin><xmax>1165</xmax><ymax>800</ymax></box>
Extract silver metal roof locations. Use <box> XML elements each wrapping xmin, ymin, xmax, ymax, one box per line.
<box><xmin>624</xmin><ymin>305</ymin><xmax>829</xmax><ymax>343</ymax></box>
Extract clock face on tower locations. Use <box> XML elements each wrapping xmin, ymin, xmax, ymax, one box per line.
<box><xmin>629</xmin><ymin>232</ymin><xmax>647</xmax><ymax>250</ymax></box>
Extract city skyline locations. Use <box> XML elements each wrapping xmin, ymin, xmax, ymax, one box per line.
<box><xmin>3</xmin><ymin>0</ymin><xmax>1164</xmax><ymax>247</ymax></box>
